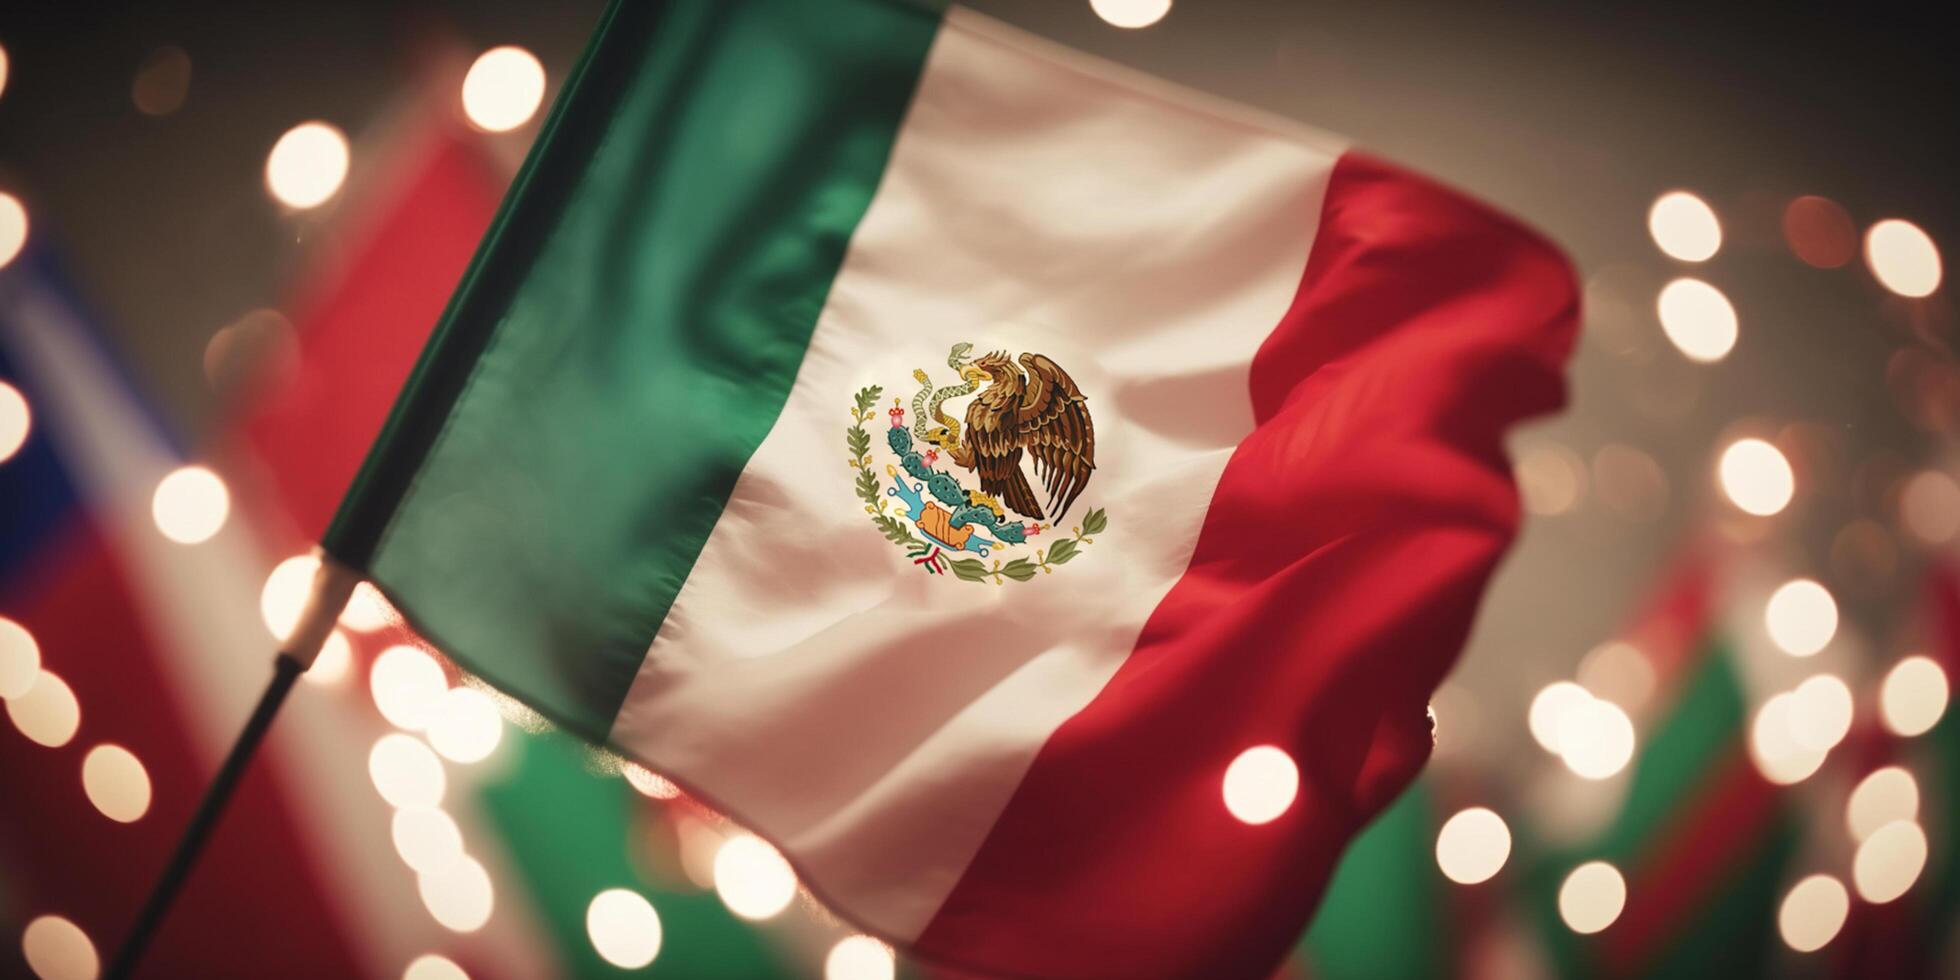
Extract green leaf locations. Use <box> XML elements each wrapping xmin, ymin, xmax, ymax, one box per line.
<box><xmin>847</xmin><ymin>426</ymin><xmax>870</xmax><ymax>459</ymax></box>
<box><xmin>949</xmin><ymin>558</ymin><xmax>989</xmax><ymax>582</ymax></box>
<box><xmin>854</xmin><ymin>385</ymin><xmax>884</xmax><ymax>414</ymax></box>
<box><xmin>1045</xmin><ymin>537</ymin><xmax>1078</xmax><ymax>565</ymax></box>
<box><xmin>1000</xmin><ymin>558</ymin><xmax>1038</xmax><ymax>582</ymax></box>
<box><xmin>855</xmin><ymin>469</ymin><xmax>879</xmax><ymax>503</ymax></box>
<box><xmin>1080</xmin><ymin>508</ymin><xmax>1107</xmax><ymax>536</ymax></box>
<box><xmin>875</xmin><ymin>516</ymin><xmax>919</xmax><ymax>547</ymax></box>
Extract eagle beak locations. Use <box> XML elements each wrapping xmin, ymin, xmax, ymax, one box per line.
<box><xmin>962</xmin><ymin>366</ymin><xmax>990</xmax><ymax>384</ymax></box>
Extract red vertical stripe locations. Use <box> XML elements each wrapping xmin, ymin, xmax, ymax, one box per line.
<box><xmin>915</xmin><ymin>153</ymin><xmax>1578</xmax><ymax>979</ymax></box>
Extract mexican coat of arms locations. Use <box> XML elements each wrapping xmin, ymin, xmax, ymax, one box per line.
<box><xmin>846</xmin><ymin>343</ymin><xmax>1108</xmax><ymax>584</ymax></box>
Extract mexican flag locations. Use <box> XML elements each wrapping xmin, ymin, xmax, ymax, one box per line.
<box><xmin>325</xmin><ymin>1</ymin><xmax>1577</xmax><ymax>975</ymax></box>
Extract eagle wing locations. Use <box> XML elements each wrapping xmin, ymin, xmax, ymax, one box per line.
<box><xmin>965</xmin><ymin>388</ymin><xmax>1044</xmax><ymax>521</ymax></box>
<box><xmin>1016</xmin><ymin>352</ymin><xmax>1096</xmax><ymax>520</ymax></box>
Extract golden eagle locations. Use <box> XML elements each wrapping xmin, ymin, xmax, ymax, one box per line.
<box><xmin>944</xmin><ymin>351</ymin><xmax>1096</xmax><ymax>522</ymax></box>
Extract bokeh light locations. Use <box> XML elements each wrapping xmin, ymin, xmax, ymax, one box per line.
<box><xmin>21</xmin><ymin>915</ymin><xmax>98</xmax><ymax>980</ymax></box>
<box><xmin>713</xmin><ymin>834</ymin><xmax>797</xmax><ymax>921</ymax></box>
<box><xmin>1221</xmin><ymin>744</ymin><xmax>1299</xmax><ymax>825</ymax></box>
<box><xmin>1557</xmin><ymin>861</ymin><xmax>1626</xmax><ymax>934</ymax></box>
<box><xmin>1435</xmin><ymin>807</ymin><xmax>1511</xmax><ymax>884</ymax></box>
<box><xmin>826</xmin><ymin>935</ymin><xmax>896</xmax><ymax>980</ymax></box>
<box><xmin>1898</xmin><ymin>470</ymin><xmax>1960</xmax><ymax>544</ymax></box>
<box><xmin>1777</xmin><ymin>874</ymin><xmax>1848</xmax><ymax>953</ymax></box>
<box><xmin>427</xmin><ymin>687</ymin><xmax>502</xmax><ymax>764</ymax></box>
<box><xmin>1781</xmin><ymin>196</ymin><xmax>1856</xmax><ymax>269</ymax></box>
<box><xmin>1647</xmin><ymin>191</ymin><xmax>1721</xmax><ymax>262</ymax></box>
<box><xmin>0</xmin><ymin>379</ymin><xmax>29</xmax><ymax>462</ymax></box>
<box><xmin>461</xmin><ymin>47</ymin><xmax>546</xmax><ymax>133</ymax></box>
<box><xmin>265</xmin><ymin>121</ymin><xmax>349</xmax><ymax>209</ymax></box>
<box><xmin>1556</xmin><ymin>697</ymin><xmax>1636</xmax><ymax>780</ymax></box>
<box><xmin>1576</xmin><ymin>641</ymin><xmax>1654</xmax><ymax>713</ymax></box>
<box><xmin>0</xmin><ymin>191</ymin><xmax>26</xmax><ymax>270</ymax></box>
<box><xmin>81</xmin><ymin>744</ymin><xmax>152</xmax><ymax>823</ymax></box>
<box><xmin>391</xmin><ymin>807</ymin><xmax>464</xmax><ymax>874</ymax></box>
<box><xmin>7</xmin><ymin>669</ymin><xmax>79</xmax><ymax>748</ymax></box>
<box><xmin>1717</xmin><ymin>438</ymin><xmax>1794</xmax><ymax>516</ymax></box>
<box><xmin>1852</xmin><ymin>820</ymin><xmax>1927</xmax><ymax>903</ymax></box>
<box><xmin>150</xmin><ymin>465</ymin><xmax>230</xmax><ymax>544</ymax></box>
<box><xmin>0</xmin><ymin>14</ymin><xmax>1951</xmax><ymax>976</ymax></box>
<box><xmin>1528</xmin><ymin>681</ymin><xmax>1592</xmax><ymax>754</ymax></box>
<box><xmin>1784</xmin><ymin>674</ymin><xmax>1853</xmax><ymax>753</ymax></box>
<box><xmin>1591</xmin><ymin>444</ymin><xmax>1670</xmax><ymax>522</ymax></box>
<box><xmin>1846</xmin><ymin>767</ymin><xmax>1918</xmax><ymax>843</ymax></box>
<box><xmin>307</xmin><ymin>630</ymin><xmax>352</xmax><ymax>686</ymax></box>
<box><xmin>131</xmin><ymin>46</ymin><xmax>192</xmax><ymax>117</ymax></box>
<box><xmin>623</xmin><ymin>761</ymin><xmax>681</xmax><ymax>800</ymax></box>
<box><xmin>260</xmin><ymin>553</ymin><xmax>320</xmax><ymax>642</ymax></box>
<box><xmin>1516</xmin><ymin>442</ymin><xmax>1588</xmax><ymax>516</ymax></box>
<box><xmin>0</xmin><ymin>615</ymin><xmax>40</xmax><ymax>700</ymax></box>
<box><xmin>0</xmin><ymin>43</ymin><xmax>9</xmax><ymax>101</ymax></box>
<box><xmin>1763</xmin><ymin>579</ymin><xmax>1836</xmax><ymax>657</ymax></box>
<box><xmin>369</xmin><ymin>733</ymin><xmax>446</xmax><ymax>810</ymax></box>
<box><xmin>339</xmin><ymin>582</ymin><xmax>394</xmax><ymax>633</ymax></box>
<box><xmin>585</xmin><ymin>888</ymin><xmax>662</xmax><ymax>969</ymax></box>
<box><xmin>1879</xmin><ymin>655</ymin><xmax>1949</xmax><ymax>737</ymax></box>
<box><xmin>676</xmin><ymin>818</ymin><xmax>724</xmax><ymax>891</ymax></box>
<box><xmin>370</xmin><ymin>645</ymin><xmax>450</xmax><ymax>731</ymax></box>
<box><xmin>1864</xmin><ymin>219</ymin><xmax>1942</xmax><ymax>297</ymax></box>
<box><xmin>418</xmin><ymin>854</ymin><xmax>494</xmax><ymax>932</ymax></box>
<box><xmin>481</xmin><ymin>686</ymin><xmax>549</xmax><ymax>734</ymax></box>
<box><xmin>202</xmin><ymin>307</ymin><xmax>298</xmax><ymax>394</ymax></box>
<box><xmin>402</xmin><ymin>954</ymin><xmax>470</xmax><ymax>980</ymax></box>
<box><xmin>1089</xmin><ymin>0</ymin><xmax>1172</xmax><ymax>29</ymax></box>
<box><xmin>1656</xmin><ymin>278</ymin><xmax>1737</xmax><ymax>363</ymax></box>
<box><xmin>1750</xmin><ymin>692</ymin><xmax>1827</xmax><ymax>785</ymax></box>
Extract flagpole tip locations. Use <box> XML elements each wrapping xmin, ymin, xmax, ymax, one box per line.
<box><xmin>281</xmin><ymin>550</ymin><xmax>359</xmax><ymax>670</ymax></box>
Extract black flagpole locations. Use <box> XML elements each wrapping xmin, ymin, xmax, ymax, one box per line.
<box><xmin>105</xmin><ymin>555</ymin><xmax>356</xmax><ymax>980</ymax></box>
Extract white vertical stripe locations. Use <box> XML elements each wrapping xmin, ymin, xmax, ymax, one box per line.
<box><xmin>610</xmin><ymin>8</ymin><xmax>1341</xmax><ymax>939</ymax></box>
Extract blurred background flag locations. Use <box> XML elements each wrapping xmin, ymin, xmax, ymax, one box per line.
<box><xmin>319</xmin><ymin>1</ymin><xmax>1576</xmax><ymax>976</ymax></box>
<box><xmin>1</xmin><ymin>87</ymin><xmax>808</xmax><ymax>978</ymax></box>
<box><xmin>1523</xmin><ymin>636</ymin><xmax>1798</xmax><ymax>978</ymax></box>
<box><xmin>0</xmin><ymin>244</ymin><xmax>378</xmax><ymax>976</ymax></box>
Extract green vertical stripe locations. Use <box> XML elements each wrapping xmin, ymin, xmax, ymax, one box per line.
<box><xmin>330</xmin><ymin>0</ymin><xmax>944</xmax><ymax>736</ymax></box>
<box><xmin>323</xmin><ymin>0</ymin><xmax>644</xmax><ymax>568</ymax></box>
<box><xmin>476</xmin><ymin>731</ymin><xmax>794</xmax><ymax>978</ymax></box>
<box><xmin>1298</xmin><ymin>782</ymin><xmax>1449</xmax><ymax>980</ymax></box>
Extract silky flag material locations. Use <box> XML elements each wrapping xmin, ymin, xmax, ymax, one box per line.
<box><xmin>326</xmin><ymin>1</ymin><xmax>1579</xmax><ymax>976</ymax></box>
